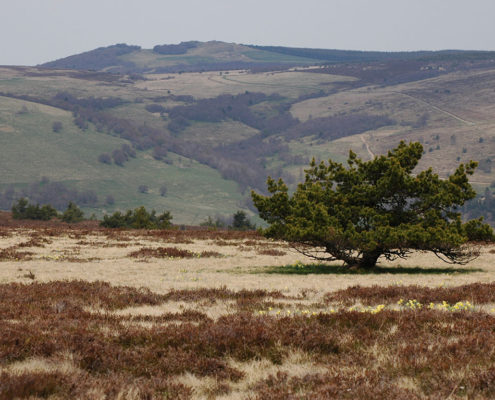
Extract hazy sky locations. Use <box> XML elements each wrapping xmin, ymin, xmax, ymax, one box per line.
<box><xmin>3</xmin><ymin>0</ymin><xmax>495</xmax><ymax>65</ymax></box>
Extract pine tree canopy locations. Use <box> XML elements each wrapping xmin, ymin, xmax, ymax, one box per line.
<box><xmin>252</xmin><ymin>141</ymin><xmax>493</xmax><ymax>269</ymax></box>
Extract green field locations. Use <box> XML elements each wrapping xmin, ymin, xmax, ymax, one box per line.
<box><xmin>0</xmin><ymin>95</ymin><xmax>244</xmax><ymax>223</ymax></box>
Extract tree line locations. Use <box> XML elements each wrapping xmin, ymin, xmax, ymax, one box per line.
<box><xmin>9</xmin><ymin>198</ymin><xmax>257</xmax><ymax>231</ymax></box>
<box><xmin>153</xmin><ymin>41</ymin><xmax>199</xmax><ymax>55</ymax></box>
<box><xmin>12</xmin><ymin>198</ymin><xmax>84</xmax><ymax>223</ymax></box>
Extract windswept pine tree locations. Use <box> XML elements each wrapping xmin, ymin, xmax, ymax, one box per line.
<box><xmin>252</xmin><ymin>141</ymin><xmax>494</xmax><ymax>269</ymax></box>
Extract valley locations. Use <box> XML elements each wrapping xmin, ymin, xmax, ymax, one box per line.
<box><xmin>0</xmin><ymin>42</ymin><xmax>494</xmax><ymax>224</ymax></box>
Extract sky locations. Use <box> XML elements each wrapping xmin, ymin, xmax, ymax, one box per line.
<box><xmin>2</xmin><ymin>0</ymin><xmax>495</xmax><ymax>66</ymax></box>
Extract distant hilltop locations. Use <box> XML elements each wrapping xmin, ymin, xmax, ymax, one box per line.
<box><xmin>39</xmin><ymin>41</ymin><xmax>495</xmax><ymax>74</ymax></box>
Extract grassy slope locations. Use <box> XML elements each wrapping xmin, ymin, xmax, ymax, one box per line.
<box><xmin>288</xmin><ymin>71</ymin><xmax>495</xmax><ymax>184</ymax></box>
<box><xmin>87</xmin><ymin>42</ymin><xmax>322</xmax><ymax>71</ymax></box>
<box><xmin>0</xmin><ymin>96</ymin><xmax>243</xmax><ymax>223</ymax></box>
<box><xmin>1</xmin><ymin>62</ymin><xmax>494</xmax><ymax>223</ymax></box>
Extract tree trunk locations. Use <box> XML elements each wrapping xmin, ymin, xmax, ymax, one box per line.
<box><xmin>358</xmin><ymin>250</ymin><xmax>382</xmax><ymax>269</ymax></box>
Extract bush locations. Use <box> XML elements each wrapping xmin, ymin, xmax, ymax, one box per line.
<box><xmin>121</xmin><ymin>144</ymin><xmax>136</xmax><ymax>158</ymax></box>
<box><xmin>231</xmin><ymin>210</ymin><xmax>255</xmax><ymax>230</ymax></box>
<box><xmin>61</xmin><ymin>202</ymin><xmax>84</xmax><ymax>223</ymax></box>
<box><xmin>138</xmin><ymin>185</ymin><xmax>149</xmax><ymax>194</ymax></box>
<box><xmin>52</xmin><ymin>121</ymin><xmax>63</xmax><ymax>132</ymax></box>
<box><xmin>105</xmin><ymin>195</ymin><xmax>115</xmax><ymax>205</ymax></box>
<box><xmin>98</xmin><ymin>153</ymin><xmax>112</xmax><ymax>164</ymax></box>
<box><xmin>159</xmin><ymin>185</ymin><xmax>167</xmax><ymax>197</ymax></box>
<box><xmin>145</xmin><ymin>104</ymin><xmax>166</xmax><ymax>114</ymax></box>
<box><xmin>112</xmin><ymin>149</ymin><xmax>127</xmax><ymax>166</ymax></box>
<box><xmin>11</xmin><ymin>198</ymin><xmax>58</xmax><ymax>221</ymax></box>
<box><xmin>100</xmin><ymin>206</ymin><xmax>172</xmax><ymax>229</ymax></box>
<box><xmin>463</xmin><ymin>218</ymin><xmax>495</xmax><ymax>241</ymax></box>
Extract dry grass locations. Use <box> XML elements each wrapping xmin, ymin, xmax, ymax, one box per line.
<box><xmin>134</xmin><ymin>70</ymin><xmax>354</xmax><ymax>99</ymax></box>
<box><xmin>1</xmin><ymin>228</ymin><xmax>493</xmax><ymax>296</ymax></box>
<box><xmin>1</xmin><ymin>226</ymin><xmax>495</xmax><ymax>398</ymax></box>
<box><xmin>289</xmin><ymin>71</ymin><xmax>495</xmax><ymax>184</ymax></box>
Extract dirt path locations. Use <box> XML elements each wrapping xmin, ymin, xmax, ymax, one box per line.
<box><xmin>360</xmin><ymin>135</ymin><xmax>375</xmax><ymax>160</ymax></box>
<box><xmin>391</xmin><ymin>91</ymin><xmax>477</xmax><ymax>126</ymax></box>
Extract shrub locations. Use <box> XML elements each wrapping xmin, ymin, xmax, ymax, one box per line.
<box><xmin>100</xmin><ymin>207</ymin><xmax>172</xmax><ymax>229</ymax></box>
<box><xmin>138</xmin><ymin>185</ymin><xmax>149</xmax><ymax>194</ymax></box>
<box><xmin>112</xmin><ymin>149</ymin><xmax>127</xmax><ymax>166</ymax></box>
<box><xmin>52</xmin><ymin>121</ymin><xmax>63</xmax><ymax>132</ymax></box>
<box><xmin>463</xmin><ymin>218</ymin><xmax>495</xmax><ymax>241</ymax></box>
<box><xmin>11</xmin><ymin>198</ymin><xmax>58</xmax><ymax>221</ymax></box>
<box><xmin>231</xmin><ymin>210</ymin><xmax>255</xmax><ymax>230</ymax></box>
<box><xmin>61</xmin><ymin>202</ymin><xmax>84</xmax><ymax>223</ymax></box>
<box><xmin>145</xmin><ymin>103</ymin><xmax>166</xmax><ymax>113</ymax></box>
<box><xmin>121</xmin><ymin>144</ymin><xmax>136</xmax><ymax>158</ymax></box>
<box><xmin>97</xmin><ymin>153</ymin><xmax>112</xmax><ymax>164</ymax></box>
<box><xmin>159</xmin><ymin>184</ymin><xmax>167</xmax><ymax>197</ymax></box>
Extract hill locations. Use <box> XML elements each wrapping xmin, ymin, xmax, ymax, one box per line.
<box><xmin>40</xmin><ymin>41</ymin><xmax>320</xmax><ymax>74</ymax></box>
<box><xmin>40</xmin><ymin>41</ymin><xmax>495</xmax><ymax>74</ymax></box>
<box><xmin>0</xmin><ymin>43</ymin><xmax>494</xmax><ymax>224</ymax></box>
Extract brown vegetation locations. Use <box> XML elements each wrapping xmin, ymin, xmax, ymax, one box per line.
<box><xmin>325</xmin><ymin>282</ymin><xmax>495</xmax><ymax>306</ymax></box>
<box><xmin>1</xmin><ymin>226</ymin><xmax>495</xmax><ymax>397</ymax></box>
<box><xmin>128</xmin><ymin>246</ymin><xmax>222</xmax><ymax>259</ymax></box>
<box><xmin>0</xmin><ymin>246</ymin><xmax>33</xmax><ymax>261</ymax></box>
<box><xmin>1</xmin><ymin>280</ymin><xmax>495</xmax><ymax>398</ymax></box>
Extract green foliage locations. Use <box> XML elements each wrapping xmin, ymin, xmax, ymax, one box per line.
<box><xmin>11</xmin><ymin>198</ymin><xmax>58</xmax><ymax>221</ymax></box>
<box><xmin>463</xmin><ymin>218</ymin><xmax>495</xmax><ymax>242</ymax></box>
<box><xmin>252</xmin><ymin>141</ymin><xmax>491</xmax><ymax>269</ymax></box>
<box><xmin>61</xmin><ymin>202</ymin><xmax>84</xmax><ymax>223</ymax></box>
<box><xmin>100</xmin><ymin>206</ymin><xmax>172</xmax><ymax>229</ymax></box>
<box><xmin>231</xmin><ymin>210</ymin><xmax>256</xmax><ymax>231</ymax></box>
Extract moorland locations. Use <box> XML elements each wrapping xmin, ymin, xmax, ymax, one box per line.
<box><xmin>0</xmin><ymin>215</ymin><xmax>495</xmax><ymax>399</ymax></box>
<box><xmin>1</xmin><ymin>42</ymin><xmax>495</xmax><ymax>399</ymax></box>
<box><xmin>0</xmin><ymin>41</ymin><xmax>494</xmax><ymax>224</ymax></box>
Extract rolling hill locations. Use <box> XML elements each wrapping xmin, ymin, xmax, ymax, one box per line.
<box><xmin>40</xmin><ymin>41</ymin><xmax>495</xmax><ymax>74</ymax></box>
<box><xmin>0</xmin><ymin>42</ymin><xmax>494</xmax><ymax>224</ymax></box>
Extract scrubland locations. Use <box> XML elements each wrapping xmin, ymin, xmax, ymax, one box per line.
<box><xmin>1</xmin><ymin>224</ymin><xmax>495</xmax><ymax>399</ymax></box>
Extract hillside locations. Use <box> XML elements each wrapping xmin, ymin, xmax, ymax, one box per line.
<box><xmin>40</xmin><ymin>41</ymin><xmax>495</xmax><ymax>74</ymax></box>
<box><xmin>40</xmin><ymin>41</ymin><xmax>320</xmax><ymax>74</ymax></box>
<box><xmin>0</xmin><ymin>43</ymin><xmax>494</xmax><ymax>224</ymax></box>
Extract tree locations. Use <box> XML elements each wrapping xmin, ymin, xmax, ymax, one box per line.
<box><xmin>100</xmin><ymin>207</ymin><xmax>172</xmax><ymax>229</ymax></box>
<box><xmin>61</xmin><ymin>202</ymin><xmax>84</xmax><ymax>223</ymax></box>
<box><xmin>105</xmin><ymin>195</ymin><xmax>115</xmax><ymax>205</ymax></box>
<box><xmin>112</xmin><ymin>149</ymin><xmax>128</xmax><ymax>166</ymax></box>
<box><xmin>11</xmin><ymin>198</ymin><xmax>28</xmax><ymax>219</ymax></box>
<box><xmin>159</xmin><ymin>184</ymin><xmax>168</xmax><ymax>197</ymax></box>
<box><xmin>98</xmin><ymin>153</ymin><xmax>112</xmax><ymax>164</ymax></box>
<box><xmin>52</xmin><ymin>121</ymin><xmax>63</xmax><ymax>132</ymax></box>
<box><xmin>231</xmin><ymin>210</ymin><xmax>255</xmax><ymax>230</ymax></box>
<box><xmin>11</xmin><ymin>198</ymin><xmax>58</xmax><ymax>220</ymax></box>
<box><xmin>252</xmin><ymin>141</ymin><xmax>492</xmax><ymax>269</ymax></box>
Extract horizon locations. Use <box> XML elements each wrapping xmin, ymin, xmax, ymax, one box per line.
<box><xmin>2</xmin><ymin>0</ymin><xmax>495</xmax><ymax>66</ymax></box>
<box><xmin>25</xmin><ymin>41</ymin><xmax>495</xmax><ymax>68</ymax></box>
